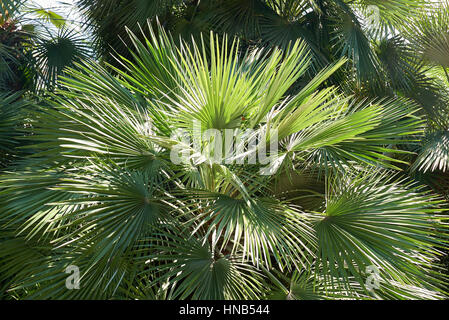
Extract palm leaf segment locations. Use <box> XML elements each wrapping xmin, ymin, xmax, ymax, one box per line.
<box><xmin>0</xmin><ymin>92</ymin><xmax>29</xmax><ymax>167</ymax></box>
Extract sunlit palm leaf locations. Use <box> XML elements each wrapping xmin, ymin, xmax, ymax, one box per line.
<box><xmin>311</xmin><ymin>170</ymin><xmax>447</xmax><ymax>298</ymax></box>
<box><xmin>412</xmin><ymin>130</ymin><xmax>449</xmax><ymax>173</ymax></box>
<box><xmin>33</xmin><ymin>28</ymin><xmax>91</xmax><ymax>91</ymax></box>
<box><xmin>138</xmin><ymin>228</ymin><xmax>266</xmax><ymax>299</ymax></box>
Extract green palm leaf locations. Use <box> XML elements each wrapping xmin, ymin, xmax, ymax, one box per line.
<box><xmin>33</xmin><ymin>28</ymin><xmax>91</xmax><ymax>91</ymax></box>
<box><xmin>412</xmin><ymin>130</ymin><xmax>449</xmax><ymax>173</ymax></box>
<box><xmin>0</xmin><ymin>92</ymin><xmax>29</xmax><ymax>167</ymax></box>
<box><xmin>311</xmin><ymin>169</ymin><xmax>447</xmax><ymax>298</ymax></box>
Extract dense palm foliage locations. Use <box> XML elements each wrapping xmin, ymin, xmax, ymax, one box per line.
<box><xmin>0</xmin><ymin>0</ymin><xmax>91</xmax><ymax>167</ymax></box>
<box><xmin>76</xmin><ymin>1</ymin><xmax>429</xmax><ymax>83</ymax></box>
<box><xmin>1</xmin><ymin>0</ymin><xmax>91</xmax><ymax>93</ymax></box>
<box><xmin>1</xmin><ymin>0</ymin><xmax>449</xmax><ymax>300</ymax></box>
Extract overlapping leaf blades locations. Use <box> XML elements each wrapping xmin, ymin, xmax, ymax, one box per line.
<box><xmin>0</xmin><ymin>23</ymin><xmax>447</xmax><ymax>300</ymax></box>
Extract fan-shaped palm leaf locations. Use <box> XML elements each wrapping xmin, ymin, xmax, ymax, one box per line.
<box><xmin>311</xmin><ymin>169</ymin><xmax>447</xmax><ymax>299</ymax></box>
<box><xmin>412</xmin><ymin>130</ymin><xmax>449</xmax><ymax>173</ymax></box>
<box><xmin>0</xmin><ymin>92</ymin><xmax>29</xmax><ymax>167</ymax></box>
<box><xmin>33</xmin><ymin>27</ymin><xmax>91</xmax><ymax>91</ymax></box>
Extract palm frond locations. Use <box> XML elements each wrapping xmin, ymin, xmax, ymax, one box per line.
<box><xmin>0</xmin><ymin>92</ymin><xmax>29</xmax><ymax>167</ymax></box>
<box><xmin>33</xmin><ymin>27</ymin><xmax>91</xmax><ymax>91</ymax></box>
<box><xmin>0</xmin><ymin>0</ymin><xmax>23</xmax><ymax>18</ymax></box>
<box><xmin>412</xmin><ymin>130</ymin><xmax>449</xmax><ymax>173</ymax></box>
<box><xmin>312</xmin><ymin>169</ymin><xmax>447</xmax><ymax>299</ymax></box>
<box><xmin>406</xmin><ymin>1</ymin><xmax>449</xmax><ymax>69</ymax></box>
<box><xmin>138</xmin><ymin>228</ymin><xmax>266</xmax><ymax>300</ymax></box>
